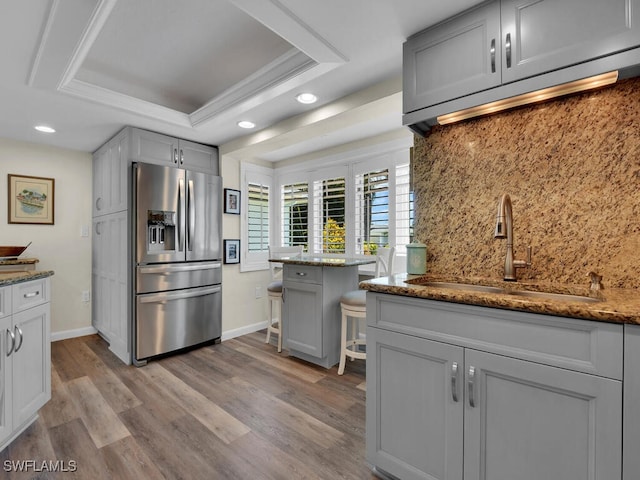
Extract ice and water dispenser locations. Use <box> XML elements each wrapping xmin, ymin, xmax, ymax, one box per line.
<box><xmin>147</xmin><ymin>210</ymin><xmax>176</xmax><ymax>252</ymax></box>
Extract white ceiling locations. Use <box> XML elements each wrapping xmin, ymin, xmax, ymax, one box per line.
<box><xmin>0</xmin><ymin>0</ymin><xmax>484</xmax><ymax>161</ymax></box>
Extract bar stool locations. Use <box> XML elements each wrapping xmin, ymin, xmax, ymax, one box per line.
<box><xmin>338</xmin><ymin>247</ymin><xmax>395</xmax><ymax>375</ymax></box>
<box><xmin>266</xmin><ymin>245</ymin><xmax>303</xmax><ymax>352</ymax></box>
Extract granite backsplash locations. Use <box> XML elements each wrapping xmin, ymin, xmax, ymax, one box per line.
<box><xmin>412</xmin><ymin>77</ymin><xmax>640</xmax><ymax>289</ymax></box>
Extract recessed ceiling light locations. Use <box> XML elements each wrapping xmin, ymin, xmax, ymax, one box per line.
<box><xmin>34</xmin><ymin>125</ymin><xmax>56</xmax><ymax>133</ymax></box>
<box><xmin>237</xmin><ymin>121</ymin><xmax>256</xmax><ymax>129</ymax></box>
<box><xmin>296</xmin><ymin>93</ymin><xmax>317</xmax><ymax>104</ymax></box>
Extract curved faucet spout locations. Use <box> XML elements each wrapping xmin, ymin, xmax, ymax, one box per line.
<box><xmin>494</xmin><ymin>194</ymin><xmax>531</xmax><ymax>281</ymax></box>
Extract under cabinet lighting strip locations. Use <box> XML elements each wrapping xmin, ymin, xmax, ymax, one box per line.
<box><xmin>437</xmin><ymin>71</ymin><xmax>619</xmax><ymax>125</ymax></box>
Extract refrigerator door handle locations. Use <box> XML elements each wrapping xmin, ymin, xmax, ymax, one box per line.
<box><xmin>178</xmin><ymin>178</ymin><xmax>185</xmax><ymax>252</ymax></box>
<box><xmin>188</xmin><ymin>179</ymin><xmax>195</xmax><ymax>252</ymax></box>
<box><xmin>139</xmin><ymin>262</ymin><xmax>221</xmax><ymax>274</ymax></box>
<box><xmin>139</xmin><ymin>285</ymin><xmax>221</xmax><ymax>304</ymax></box>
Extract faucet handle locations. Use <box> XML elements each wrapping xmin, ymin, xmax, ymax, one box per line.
<box><xmin>588</xmin><ymin>271</ymin><xmax>604</xmax><ymax>291</ymax></box>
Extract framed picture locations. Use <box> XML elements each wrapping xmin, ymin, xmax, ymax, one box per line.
<box><xmin>224</xmin><ymin>239</ymin><xmax>240</xmax><ymax>264</ymax></box>
<box><xmin>224</xmin><ymin>188</ymin><xmax>240</xmax><ymax>215</ymax></box>
<box><xmin>8</xmin><ymin>174</ymin><xmax>55</xmax><ymax>225</ymax></box>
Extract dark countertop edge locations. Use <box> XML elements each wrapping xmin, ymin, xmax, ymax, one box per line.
<box><xmin>270</xmin><ymin>257</ymin><xmax>376</xmax><ymax>267</ymax></box>
<box><xmin>0</xmin><ymin>270</ymin><xmax>54</xmax><ymax>287</ymax></box>
<box><xmin>360</xmin><ymin>274</ymin><xmax>640</xmax><ymax>326</ymax></box>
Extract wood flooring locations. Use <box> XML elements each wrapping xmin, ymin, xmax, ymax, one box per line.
<box><xmin>0</xmin><ymin>332</ymin><xmax>377</xmax><ymax>480</ymax></box>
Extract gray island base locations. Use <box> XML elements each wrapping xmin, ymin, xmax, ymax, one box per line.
<box><xmin>269</xmin><ymin>255</ymin><xmax>375</xmax><ymax>369</ymax></box>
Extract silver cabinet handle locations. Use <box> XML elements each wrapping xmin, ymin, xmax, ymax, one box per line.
<box><xmin>95</xmin><ymin>197</ymin><xmax>103</xmax><ymax>211</ymax></box>
<box><xmin>490</xmin><ymin>38</ymin><xmax>496</xmax><ymax>73</ymax></box>
<box><xmin>95</xmin><ymin>222</ymin><xmax>102</xmax><ymax>235</ymax></box>
<box><xmin>282</xmin><ymin>287</ymin><xmax>286</xmax><ymax>303</ymax></box>
<box><xmin>451</xmin><ymin>362</ymin><xmax>459</xmax><ymax>402</ymax></box>
<box><xmin>296</xmin><ymin>272</ymin><xmax>307</xmax><ymax>276</ymax></box>
<box><xmin>14</xmin><ymin>326</ymin><xmax>23</xmax><ymax>353</ymax></box>
<box><xmin>468</xmin><ymin>366</ymin><xmax>476</xmax><ymax>408</ymax></box>
<box><xmin>24</xmin><ymin>291</ymin><xmax>39</xmax><ymax>299</ymax></box>
<box><xmin>505</xmin><ymin>33</ymin><xmax>512</xmax><ymax>68</ymax></box>
<box><xmin>6</xmin><ymin>328</ymin><xmax>15</xmax><ymax>357</ymax></box>
<box><xmin>173</xmin><ymin>148</ymin><xmax>179</xmax><ymax>164</ymax></box>
<box><xmin>180</xmin><ymin>149</ymin><xmax>184</xmax><ymax>165</ymax></box>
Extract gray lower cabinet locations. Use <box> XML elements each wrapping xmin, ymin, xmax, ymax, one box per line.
<box><xmin>282</xmin><ymin>264</ymin><xmax>359</xmax><ymax>368</ymax></box>
<box><xmin>0</xmin><ymin>279</ymin><xmax>51</xmax><ymax>452</ymax></box>
<box><xmin>404</xmin><ymin>0</ymin><xmax>640</xmax><ymax>115</ymax></box>
<box><xmin>366</xmin><ymin>293</ymin><xmax>623</xmax><ymax>480</ymax></box>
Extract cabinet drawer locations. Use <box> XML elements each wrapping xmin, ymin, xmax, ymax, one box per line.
<box><xmin>12</xmin><ymin>278</ymin><xmax>50</xmax><ymax>313</ymax></box>
<box><xmin>0</xmin><ymin>286</ymin><xmax>10</xmax><ymax>318</ymax></box>
<box><xmin>367</xmin><ymin>293</ymin><xmax>623</xmax><ymax>379</ymax></box>
<box><xmin>283</xmin><ymin>265</ymin><xmax>322</xmax><ymax>285</ymax></box>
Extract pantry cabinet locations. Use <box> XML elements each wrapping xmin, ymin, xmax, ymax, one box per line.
<box><xmin>366</xmin><ymin>293</ymin><xmax>622</xmax><ymax>480</ymax></box>
<box><xmin>404</xmin><ymin>0</ymin><xmax>640</xmax><ymax>114</ymax></box>
<box><xmin>0</xmin><ymin>278</ymin><xmax>52</xmax><ymax>452</ymax></box>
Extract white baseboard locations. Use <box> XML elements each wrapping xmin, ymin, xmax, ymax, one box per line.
<box><xmin>51</xmin><ymin>322</ymin><xmax>268</xmax><ymax>344</ymax></box>
<box><xmin>51</xmin><ymin>326</ymin><xmax>98</xmax><ymax>342</ymax></box>
<box><xmin>221</xmin><ymin>320</ymin><xmax>268</xmax><ymax>342</ymax></box>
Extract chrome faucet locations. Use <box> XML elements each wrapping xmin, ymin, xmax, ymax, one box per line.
<box><xmin>494</xmin><ymin>194</ymin><xmax>532</xmax><ymax>281</ymax></box>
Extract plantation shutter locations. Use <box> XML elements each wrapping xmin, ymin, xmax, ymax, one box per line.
<box><xmin>247</xmin><ymin>182</ymin><xmax>269</xmax><ymax>253</ymax></box>
<box><xmin>281</xmin><ymin>182</ymin><xmax>308</xmax><ymax>248</ymax></box>
<box><xmin>312</xmin><ymin>177</ymin><xmax>346</xmax><ymax>253</ymax></box>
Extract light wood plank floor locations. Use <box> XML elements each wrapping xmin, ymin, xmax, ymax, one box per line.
<box><xmin>1</xmin><ymin>332</ymin><xmax>377</xmax><ymax>479</ymax></box>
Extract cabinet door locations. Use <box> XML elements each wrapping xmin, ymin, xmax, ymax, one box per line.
<box><xmin>283</xmin><ymin>282</ymin><xmax>323</xmax><ymax>357</ymax></box>
<box><xmin>366</xmin><ymin>327</ymin><xmax>464</xmax><ymax>480</ymax></box>
<box><xmin>403</xmin><ymin>0</ymin><xmax>501</xmax><ymax>113</ymax></box>
<box><xmin>92</xmin><ymin>212</ymin><xmax>129</xmax><ymax>363</ymax></box>
<box><xmin>93</xmin><ymin>132</ymin><xmax>128</xmax><ymax>216</ymax></box>
<box><xmin>464</xmin><ymin>349</ymin><xmax>622</xmax><ymax>480</ymax></box>
<box><xmin>178</xmin><ymin>139</ymin><xmax>218</xmax><ymax>174</ymax></box>
<box><xmin>130</xmin><ymin>128</ymin><xmax>179</xmax><ymax>167</ymax></box>
<box><xmin>501</xmin><ymin>0</ymin><xmax>640</xmax><ymax>83</ymax></box>
<box><xmin>11</xmin><ymin>304</ymin><xmax>51</xmax><ymax>429</ymax></box>
<box><xmin>0</xmin><ymin>315</ymin><xmax>13</xmax><ymax>446</ymax></box>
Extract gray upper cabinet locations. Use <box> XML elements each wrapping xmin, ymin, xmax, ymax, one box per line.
<box><xmin>403</xmin><ymin>1</ymin><xmax>501</xmax><ymax>113</ymax></box>
<box><xmin>404</xmin><ymin>0</ymin><xmax>640</xmax><ymax>115</ymax></box>
<box><xmin>502</xmin><ymin>0</ymin><xmax>640</xmax><ymax>84</ymax></box>
<box><xmin>129</xmin><ymin>128</ymin><xmax>219</xmax><ymax>174</ymax></box>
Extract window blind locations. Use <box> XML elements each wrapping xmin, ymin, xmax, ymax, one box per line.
<box><xmin>247</xmin><ymin>182</ymin><xmax>269</xmax><ymax>252</ymax></box>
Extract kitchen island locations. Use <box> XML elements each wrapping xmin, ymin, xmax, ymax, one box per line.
<box><xmin>269</xmin><ymin>254</ymin><xmax>374</xmax><ymax>368</ymax></box>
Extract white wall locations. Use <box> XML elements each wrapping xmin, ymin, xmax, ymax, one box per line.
<box><xmin>220</xmin><ymin>155</ymin><xmax>271</xmax><ymax>339</ymax></box>
<box><xmin>0</xmin><ymin>137</ymin><xmax>93</xmax><ymax>337</ymax></box>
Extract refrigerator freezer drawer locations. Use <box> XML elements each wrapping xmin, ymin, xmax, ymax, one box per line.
<box><xmin>135</xmin><ymin>285</ymin><xmax>221</xmax><ymax>360</ymax></box>
<box><xmin>136</xmin><ymin>261</ymin><xmax>221</xmax><ymax>293</ymax></box>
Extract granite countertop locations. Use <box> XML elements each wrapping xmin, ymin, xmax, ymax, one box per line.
<box><xmin>0</xmin><ymin>270</ymin><xmax>54</xmax><ymax>287</ymax></box>
<box><xmin>0</xmin><ymin>257</ymin><xmax>39</xmax><ymax>265</ymax></box>
<box><xmin>360</xmin><ymin>273</ymin><xmax>640</xmax><ymax>325</ymax></box>
<box><xmin>270</xmin><ymin>255</ymin><xmax>376</xmax><ymax>267</ymax></box>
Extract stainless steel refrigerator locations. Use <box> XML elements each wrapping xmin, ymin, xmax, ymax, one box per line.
<box><xmin>133</xmin><ymin>162</ymin><xmax>222</xmax><ymax>366</ymax></box>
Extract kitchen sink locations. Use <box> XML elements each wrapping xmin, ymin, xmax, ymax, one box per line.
<box><xmin>414</xmin><ymin>281</ymin><xmax>505</xmax><ymax>294</ymax></box>
<box><xmin>506</xmin><ymin>290</ymin><xmax>600</xmax><ymax>303</ymax></box>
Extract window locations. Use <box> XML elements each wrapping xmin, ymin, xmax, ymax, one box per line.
<box><xmin>274</xmin><ymin>139</ymin><xmax>414</xmax><ymax>264</ymax></box>
<box><xmin>241</xmin><ymin>163</ymin><xmax>273</xmax><ymax>272</ymax></box>
<box><xmin>355</xmin><ymin>169</ymin><xmax>389</xmax><ymax>254</ymax></box>
<box><xmin>281</xmin><ymin>182</ymin><xmax>308</xmax><ymax>248</ymax></box>
<box><xmin>313</xmin><ymin>177</ymin><xmax>346</xmax><ymax>253</ymax></box>
<box><xmin>247</xmin><ymin>182</ymin><xmax>269</xmax><ymax>252</ymax></box>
